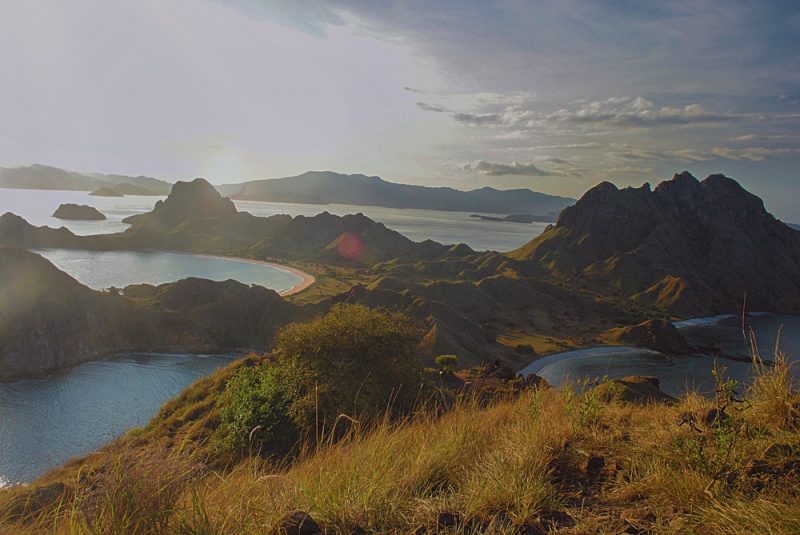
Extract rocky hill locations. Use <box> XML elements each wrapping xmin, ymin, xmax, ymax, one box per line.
<box><xmin>220</xmin><ymin>170</ymin><xmax>574</xmax><ymax>216</ymax></box>
<box><xmin>0</xmin><ymin>248</ymin><xmax>301</xmax><ymax>382</ymax></box>
<box><xmin>122</xmin><ymin>178</ymin><xmax>237</xmax><ymax>231</ymax></box>
<box><xmin>511</xmin><ymin>172</ymin><xmax>800</xmax><ymax>315</ymax></box>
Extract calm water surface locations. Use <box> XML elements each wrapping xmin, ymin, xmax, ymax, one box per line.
<box><xmin>0</xmin><ymin>188</ymin><xmax>547</xmax><ymax>251</ymax></box>
<box><xmin>521</xmin><ymin>314</ymin><xmax>800</xmax><ymax>396</ymax></box>
<box><xmin>36</xmin><ymin>248</ymin><xmax>302</xmax><ymax>292</ymax></box>
<box><xmin>0</xmin><ymin>353</ymin><xmax>233</xmax><ymax>487</ymax></box>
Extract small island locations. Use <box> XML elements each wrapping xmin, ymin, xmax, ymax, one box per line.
<box><xmin>89</xmin><ymin>186</ymin><xmax>124</xmax><ymax>197</ymax></box>
<box><xmin>470</xmin><ymin>213</ymin><xmax>556</xmax><ymax>224</ymax></box>
<box><xmin>52</xmin><ymin>203</ymin><xmax>107</xmax><ymax>220</ymax></box>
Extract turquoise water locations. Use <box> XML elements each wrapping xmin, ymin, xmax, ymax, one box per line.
<box><xmin>36</xmin><ymin>248</ymin><xmax>302</xmax><ymax>292</ymax></box>
<box><xmin>0</xmin><ymin>353</ymin><xmax>233</xmax><ymax>487</ymax></box>
<box><xmin>0</xmin><ymin>188</ymin><xmax>547</xmax><ymax>251</ymax></box>
<box><xmin>520</xmin><ymin>314</ymin><xmax>800</xmax><ymax>396</ymax></box>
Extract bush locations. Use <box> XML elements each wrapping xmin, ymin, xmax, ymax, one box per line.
<box><xmin>215</xmin><ymin>363</ymin><xmax>307</xmax><ymax>455</ymax></box>
<box><xmin>216</xmin><ymin>304</ymin><xmax>423</xmax><ymax>456</ymax></box>
<box><xmin>435</xmin><ymin>354</ymin><xmax>459</xmax><ymax>373</ymax></box>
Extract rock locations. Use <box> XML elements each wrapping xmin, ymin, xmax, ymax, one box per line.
<box><xmin>52</xmin><ymin>203</ymin><xmax>106</xmax><ymax>220</ymax></box>
<box><xmin>602</xmin><ymin>319</ymin><xmax>689</xmax><ymax>353</ymax></box>
<box><xmin>596</xmin><ymin>376</ymin><xmax>676</xmax><ymax>404</ymax></box>
<box><xmin>273</xmin><ymin>511</ymin><xmax>321</xmax><ymax>535</ymax></box>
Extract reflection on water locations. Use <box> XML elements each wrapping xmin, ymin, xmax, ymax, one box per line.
<box><xmin>36</xmin><ymin>249</ymin><xmax>302</xmax><ymax>292</ymax></box>
<box><xmin>0</xmin><ymin>353</ymin><xmax>233</xmax><ymax>486</ymax></box>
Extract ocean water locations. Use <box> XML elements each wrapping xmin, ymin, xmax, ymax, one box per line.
<box><xmin>36</xmin><ymin>248</ymin><xmax>303</xmax><ymax>292</ymax></box>
<box><xmin>520</xmin><ymin>314</ymin><xmax>800</xmax><ymax>396</ymax></box>
<box><xmin>0</xmin><ymin>188</ymin><xmax>546</xmax><ymax>251</ymax></box>
<box><xmin>0</xmin><ymin>353</ymin><xmax>233</xmax><ymax>486</ymax></box>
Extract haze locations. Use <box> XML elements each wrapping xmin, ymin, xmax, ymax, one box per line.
<box><xmin>1</xmin><ymin>0</ymin><xmax>799</xmax><ymax>219</ymax></box>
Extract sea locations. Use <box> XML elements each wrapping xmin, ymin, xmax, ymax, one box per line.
<box><xmin>0</xmin><ymin>188</ymin><xmax>797</xmax><ymax>485</ymax></box>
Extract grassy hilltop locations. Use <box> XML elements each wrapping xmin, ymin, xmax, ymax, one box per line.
<box><xmin>1</xmin><ymin>304</ymin><xmax>798</xmax><ymax>534</ymax></box>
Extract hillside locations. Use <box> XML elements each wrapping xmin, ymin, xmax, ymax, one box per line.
<box><xmin>511</xmin><ymin>172</ymin><xmax>800</xmax><ymax>315</ymax></box>
<box><xmin>219</xmin><ymin>170</ymin><xmax>574</xmax><ymax>216</ymax></box>
<box><xmin>0</xmin><ymin>164</ymin><xmax>171</xmax><ymax>194</ymax></box>
<box><xmin>2</xmin><ymin>354</ymin><xmax>798</xmax><ymax>534</ymax></box>
<box><xmin>0</xmin><ymin>248</ymin><xmax>301</xmax><ymax>382</ymax></box>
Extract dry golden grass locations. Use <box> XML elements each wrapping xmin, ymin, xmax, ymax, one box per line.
<box><xmin>2</xmin><ymin>357</ymin><xmax>798</xmax><ymax>534</ymax></box>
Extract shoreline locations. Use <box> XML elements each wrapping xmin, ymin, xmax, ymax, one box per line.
<box><xmin>144</xmin><ymin>249</ymin><xmax>317</xmax><ymax>296</ymax></box>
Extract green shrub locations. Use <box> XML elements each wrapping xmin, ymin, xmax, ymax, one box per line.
<box><xmin>216</xmin><ymin>304</ymin><xmax>423</xmax><ymax>456</ymax></box>
<box><xmin>215</xmin><ymin>362</ymin><xmax>307</xmax><ymax>455</ymax></box>
<box><xmin>434</xmin><ymin>354</ymin><xmax>459</xmax><ymax>373</ymax></box>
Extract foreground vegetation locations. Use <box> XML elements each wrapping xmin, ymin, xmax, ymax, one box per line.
<box><xmin>1</xmin><ymin>304</ymin><xmax>798</xmax><ymax>534</ymax></box>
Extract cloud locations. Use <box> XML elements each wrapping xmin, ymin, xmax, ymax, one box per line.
<box><xmin>545</xmin><ymin>97</ymin><xmax>742</xmax><ymax>128</ymax></box>
<box><xmin>451</xmin><ymin>112</ymin><xmax>503</xmax><ymax>125</ymax></box>
<box><xmin>710</xmin><ymin>146</ymin><xmax>800</xmax><ymax>161</ymax></box>
<box><xmin>416</xmin><ymin>102</ymin><xmax>448</xmax><ymax>113</ymax></box>
<box><xmin>610</xmin><ymin>147</ymin><xmax>716</xmax><ymax>163</ymax></box>
<box><xmin>463</xmin><ymin>160</ymin><xmax>558</xmax><ymax>176</ymax></box>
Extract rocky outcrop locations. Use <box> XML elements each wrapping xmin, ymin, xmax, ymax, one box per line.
<box><xmin>602</xmin><ymin>319</ymin><xmax>689</xmax><ymax>353</ymax></box>
<box><xmin>511</xmin><ymin>172</ymin><xmax>800</xmax><ymax>315</ymax></box>
<box><xmin>52</xmin><ymin>203</ymin><xmax>106</xmax><ymax>220</ymax></box>
<box><xmin>123</xmin><ymin>178</ymin><xmax>237</xmax><ymax>231</ymax></box>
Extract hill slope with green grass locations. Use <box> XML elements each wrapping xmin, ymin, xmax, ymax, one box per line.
<box><xmin>2</xmin><ymin>345</ymin><xmax>797</xmax><ymax>534</ymax></box>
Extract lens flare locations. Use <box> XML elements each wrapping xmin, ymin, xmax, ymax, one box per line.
<box><xmin>336</xmin><ymin>232</ymin><xmax>365</xmax><ymax>261</ymax></box>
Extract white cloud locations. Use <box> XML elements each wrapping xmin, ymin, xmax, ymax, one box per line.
<box><xmin>463</xmin><ymin>160</ymin><xmax>562</xmax><ymax>177</ymax></box>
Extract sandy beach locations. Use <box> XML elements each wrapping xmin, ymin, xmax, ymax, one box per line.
<box><xmin>145</xmin><ymin>249</ymin><xmax>316</xmax><ymax>296</ymax></box>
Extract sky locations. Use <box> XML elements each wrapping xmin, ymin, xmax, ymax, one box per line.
<box><xmin>1</xmin><ymin>0</ymin><xmax>799</xmax><ymax>219</ymax></box>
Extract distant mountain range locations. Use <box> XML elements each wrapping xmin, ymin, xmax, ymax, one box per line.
<box><xmin>0</xmin><ymin>164</ymin><xmax>171</xmax><ymax>195</ymax></box>
<box><xmin>2</xmin><ymin>165</ymin><xmax>573</xmax><ymax>216</ymax></box>
<box><xmin>218</xmin><ymin>171</ymin><xmax>574</xmax><ymax>216</ymax></box>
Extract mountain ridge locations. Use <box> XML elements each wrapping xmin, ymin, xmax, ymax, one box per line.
<box><xmin>511</xmin><ymin>171</ymin><xmax>800</xmax><ymax>314</ymax></box>
<box><xmin>0</xmin><ymin>164</ymin><xmax>172</xmax><ymax>195</ymax></box>
<box><xmin>218</xmin><ymin>170</ymin><xmax>574</xmax><ymax>215</ymax></box>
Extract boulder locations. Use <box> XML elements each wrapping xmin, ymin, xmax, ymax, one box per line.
<box><xmin>273</xmin><ymin>511</ymin><xmax>322</xmax><ymax>535</ymax></box>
